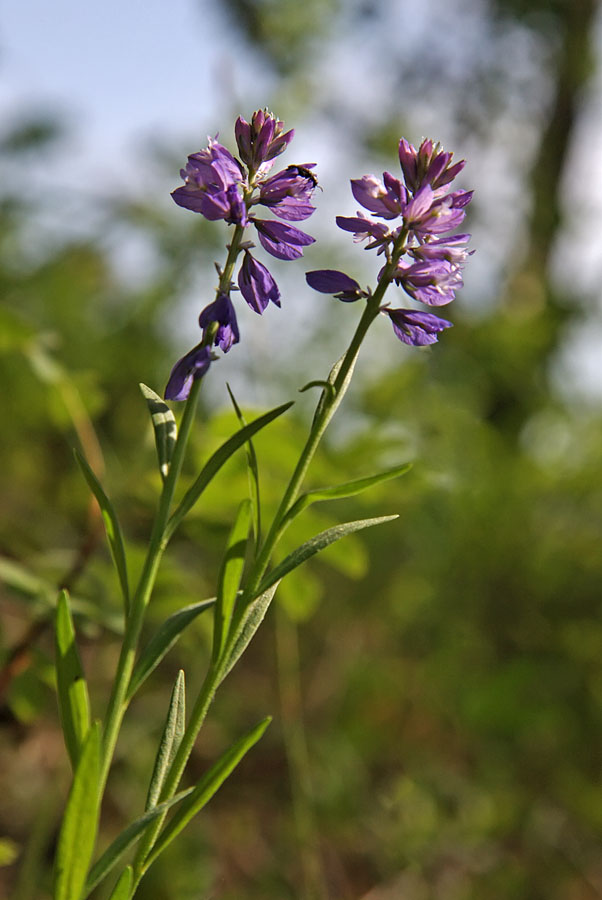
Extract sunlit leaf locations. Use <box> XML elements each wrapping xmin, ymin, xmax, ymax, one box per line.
<box><xmin>227</xmin><ymin>384</ymin><xmax>261</xmax><ymax>549</ymax></box>
<box><xmin>54</xmin><ymin>722</ymin><xmax>101</xmax><ymax>900</ymax></box>
<box><xmin>143</xmin><ymin>717</ymin><xmax>271</xmax><ymax>871</ymax></box>
<box><xmin>55</xmin><ymin>589</ymin><xmax>91</xmax><ymax>770</ymax></box>
<box><xmin>146</xmin><ymin>670</ymin><xmax>186</xmax><ymax>810</ymax></box>
<box><xmin>106</xmin><ymin>867</ymin><xmax>133</xmax><ymax>900</ymax></box>
<box><xmin>74</xmin><ymin>450</ymin><xmax>130</xmax><ymax>615</ymax></box>
<box><xmin>213</xmin><ymin>499</ymin><xmax>252</xmax><ymax>662</ymax></box>
<box><xmin>127</xmin><ymin>599</ymin><xmax>214</xmax><ymax>700</ymax></box>
<box><xmin>139</xmin><ymin>383</ymin><xmax>178</xmax><ymax>481</ymax></box>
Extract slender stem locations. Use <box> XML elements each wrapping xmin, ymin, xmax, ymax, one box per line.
<box><xmin>99</xmin><ymin>377</ymin><xmax>203</xmax><ymax>789</ymax></box>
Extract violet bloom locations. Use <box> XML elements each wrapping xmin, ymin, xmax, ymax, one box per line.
<box><xmin>199</xmin><ymin>293</ymin><xmax>240</xmax><ymax>352</ymax></box>
<box><xmin>164</xmin><ymin>344</ymin><xmax>212</xmax><ymax>401</ymax></box>
<box><xmin>258</xmin><ymin>165</ymin><xmax>317</xmax><ymax>221</ymax></box>
<box><xmin>235</xmin><ymin>109</ymin><xmax>294</xmax><ymax>171</ymax></box>
<box><xmin>392</xmin><ymin>259</ymin><xmax>464</xmax><ymax>307</ymax></box>
<box><xmin>305</xmin><ymin>270</ymin><xmax>367</xmax><ymax>302</ymax></box>
<box><xmin>171</xmin><ymin>138</ymin><xmax>247</xmax><ymax>225</ymax></box>
<box><xmin>238</xmin><ymin>251</ymin><xmax>281</xmax><ymax>313</ymax></box>
<box><xmin>384</xmin><ymin>308</ymin><xmax>453</xmax><ymax>346</ymax></box>
<box><xmin>252</xmin><ymin>218</ymin><xmax>315</xmax><ymax>260</ymax></box>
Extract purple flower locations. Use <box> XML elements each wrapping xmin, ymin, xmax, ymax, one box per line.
<box><xmin>305</xmin><ymin>269</ymin><xmax>366</xmax><ymax>302</ymax></box>
<box><xmin>172</xmin><ymin>138</ymin><xmax>247</xmax><ymax>225</ymax></box>
<box><xmin>398</xmin><ymin>138</ymin><xmax>466</xmax><ymax>192</ymax></box>
<box><xmin>411</xmin><ymin>234</ymin><xmax>472</xmax><ymax>265</ymax></box>
<box><xmin>335</xmin><ymin>212</ymin><xmax>391</xmax><ymax>246</ymax></box>
<box><xmin>238</xmin><ymin>252</ymin><xmax>281</xmax><ymax>313</ymax></box>
<box><xmin>350</xmin><ymin>173</ymin><xmax>406</xmax><ymax>219</ymax></box>
<box><xmin>392</xmin><ymin>259</ymin><xmax>464</xmax><ymax>306</ymax></box>
<box><xmin>258</xmin><ymin>165</ymin><xmax>317</xmax><ymax>221</ymax></box>
<box><xmin>383</xmin><ymin>308</ymin><xmax>453</xmax><ymax>346</ymax></box>
<box><xmin>252</xmin><ymin>218</ymin><xmax>315</xmax><ymax>260</ymax></box>
<box><xmin>199</xmin><ymin>293</ymin><xmax>240</xmax><ymax>352</ymax></box>
<box><xmin>235</xmin><ymin>110</ymin><xmax>294</xmax><ymax>171</ymax></box>
<box><xmin>164</xmin><ymin>343</ymin><xmax>212</xmax><ymax>401</ymax></box>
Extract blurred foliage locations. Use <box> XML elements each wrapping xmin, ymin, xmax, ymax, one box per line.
<box><xmin>2</xmin><ymin>0</ymin><xmax>602</xmax><ymax>898</ymax></box>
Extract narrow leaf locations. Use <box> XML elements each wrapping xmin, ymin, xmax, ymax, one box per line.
<box><xmin>83</xmin><ymin>789</ymin><xmax>193</xmax><ymax>896</ymax></box>
<box><xmin>258</xmin><ymin>515</ymin><xmax>399</xmax><ymax>594</ymax></box>
<box><xmin>74</xmin><ymin>450</ymin><xmax>129</xmax><ymax>614</ymax></box>
<box><xmin>139</xmin><ymin>383</ymin><xmax>178</xmax><ymax>481</ymax></box>
<box><xmin>55</xmin><ymin>589</ymin><xmax>91</xmax><ymax>770</ymax></box>
<box><xmin>212</xmin><ymin>500</ymin><xmax>252</xmax><ymax>662</ymax></box>
<box><xmin>127</xmin><ymin>599</ymin><xmax>215</xmax><ymax>701</ymax></box>
<box><xmin>54</xmin><ymin>722</ymin><xmax>101</xmax><ymax>900</ymax></box>
<box><xmin>144</xmin><ymin>717</ymin><xmax>271</xmax><ymax>871</ymax></box>
<box><xmin>284</xmin><ymin>463</ymin><xmax>412</xmax><ymax>523</ymax></box>
<box><xmin>107</xmin><ymin>867</ymin><xmax>133</xmax><ymax>900</ymax></box>
<box><xmin>299</xmin><ymin>379</ymin><xmax>335</xmax><ymax>397</ymax></box>
<box><xmin>146</xmin><ymin>671</ymin><xmax>186</xmax><ymax>810</ymax></box>
<box><xmin>166</xmin><ymin>401</ymin><xmax>293</xmax><ymax>539</ymax></box>
<box><xmin>227</xmin><ymin>384</ymin><xmax>261</xmax><ymax>549</ymax></box>
<box><xmin>217</xmin><ymin>582</ymin><xmax>280</xmax><ymax>685</ymax></box>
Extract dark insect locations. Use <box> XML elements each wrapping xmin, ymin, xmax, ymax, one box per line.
<box><xmin>286</xmin><ymin>164</ymin><xmax>320</xmax><ymax>188</ymax></box>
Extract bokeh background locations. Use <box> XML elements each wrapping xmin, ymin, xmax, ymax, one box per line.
<box><xmin>2</xmin><ymin>0</ymin><xmax>602</xmax><ymax>897</ymax></box>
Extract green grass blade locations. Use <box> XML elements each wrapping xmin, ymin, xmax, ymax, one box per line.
<box><xmin>74</xmin><ymin>449</ymin><xmax>130</xmax><ymax>614</ymax></box>
<box><xmin>126</xmin><ymin>599</ymin><xmax>215</xmax><ymax>700</ymax></box>
<box><xmin>83</xmin><ymin>789</ymin><xmax>193</xmax><ymax>896</ymax></box>
<box><xmin>226</xmin><ymin>383</ymin><xmax>262</xmax><ymax>550</ymax></box>
<box><xmin>284</xmin><ymin>463</ymin><xmax>412</xmax><ymax>523</ymax></box>
<box><xmin>146</xmin><ymin>670</ymin><xmax>186</xmax><ymax>810</ymax></box>
<box><xmin>55</xmin><ymin>589</ymin><xmax>91</xmax><ymax>770</ymax></box>
<box><xmin>139</xmin><ymin>383</ymin><xmax>178</xmax><ymax>481</ymax></box>
<box><xmin>106</xmin><ymin>867</ymin><xmax>133</xmax><ymax>900</ymax></box>
<box><xmin>165</xmin><ymin>401</ymin><xmax>293</xmax><ymax>540</ymax></box>
<box><xmin>217</xmin><ymin>582</ymin><xmax>280</xmax><ymax>684</ymax></box>
<box><xmin>258</xmin><ymin>515</ymin><xmax>399</xmax><ymax>594</ymax></box>
<box><xmin>212</xmin><ymin>499</ymin><xmax>252</xmax><ymax>662</ymax></box>
<box><xmin>54</xmin><ymin>722</ymin><xmax>101</xmax><ymax>900</ymax></box>
<box><xmin>143</xmin><ymin>717</ymin><xmax>271</xmax><ymax>872</ymax></box>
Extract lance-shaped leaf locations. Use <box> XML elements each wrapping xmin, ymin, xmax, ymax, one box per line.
<box><xmin>143</xmin><ymin>717</ymin><xmax>271</xmax><ymax>872</ymax></box>
<box><xmin>107</xmin><ymin>867</ymin><xmax>133</xmax><ymax>900</ymax></box>
<box><xmin>212</xmin><ymin>500</ymin><xmax>252</xmax><ymax>663</ymax></box>
<box><xmin>126</xmin><ymin>599</ymin><xmax>215</xmax><ymax>701</ymax></box>
<box><xmin>165</xmin><ymin>401</ymin><xmax>293</xmax><ymax>540</ymax></box>
<box><xmin>283</xmin><ymin>463</ymin><xmax>412</xmax><ymax>525</ymax></box>
<box><xmin>217</xmin><ymin>582</ymin><xmax>280</xmax><ymax>685</ymax></box>
<box><xmin>139</xmin><ymin>383</ymin><xmax>178</xmax><ymax>481</ymax></box>
<box><xmin>83</xmin><ymin>788</ymin><xmax>193</xmax><ymax>897</ymax></box>
<box><xmin>227</xmin><ymin>384</ymin><xmax>261</xmax><ymax>550</ymax></box>
<box><xmin>258</xmin><ymin>515</ymin><xmax>399</xmax><ymax>595</ymax></box>
<box><xmin>54</xmin><ymin>721</ymin><xmax>101</xmax><ymax>900</ymax></box>
<box><xmin>55</xmin><ymin>589</ymin><xmax>91</xmax><ymax>770</ymax></box>
<box><xmin>74</xmin><ymin>450</ymin><xmax>129</xmax><ymax>614</ymax></box>
<box><xmin>146</xmin><ymin>671</ymin><xmax>186</xmax><ymax>810</ymax></box>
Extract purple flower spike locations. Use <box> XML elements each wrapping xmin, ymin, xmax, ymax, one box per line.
<box><xmin>199</xmin><ymin>293</ymin><xmax>240</xmax><ymax>352</ymax></box>
<box><xmin>351</xmin><ymin>174</ymin><xmax>405</xmax><ymax>219</ymax></box>
<box><xmin>238</xmin><ymin>252</ymin><xmax>281</xmax><ymax>313</ymax></box>
<box><xmin>384</xmin><ymin>308</ymin><xmax>453</xmax><ymax>346</ymax></box>
<box><xmin>164</xmin><ymin>344</ymin><xmax>212</xmax><ymax>401</ymax></box>
<box><xmin>306</xmin><ymin>269</ymin><xmax>365</xmax><ymax>302</ymax></box>
<box><xmin>252</xmin><ymin>218</ymin><xmax>315</xmax><ymax>260</ymax></box>
<box><xmin>172</xmin><ymin>138</ymin><xmax>246</xmax><ymax>224</ymax></box>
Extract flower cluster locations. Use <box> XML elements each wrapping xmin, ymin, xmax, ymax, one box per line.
<box><xmin>165</xmin><ymin>110</ymin><xmax>317</xmax><ymax>400</ymax></box>
<box><xmin>306</xmin><ymin>138</ymin><xmax>472</xmax><ymax>347</ymax></box>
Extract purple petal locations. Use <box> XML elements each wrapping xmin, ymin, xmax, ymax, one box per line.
<box><xmin>253</xmin><ymin>218</ymin><xmax>315</xmax><ymax>261</ymax></box>
<box><xmin>306</xmin><ymin>269</ymin><xmax>361</xmax><ymax>295</ymax></box>
<box><xmin>238</xmin><ymin>252</ymin><xmax>281</xmax><ymax>313</ymax></box>
<box><xmin>164</xmin><ymin>344</ymin><xmax>212</xmax><ymax>401</ymax></box>
<box><xmin>384</xmin><ymin>308</ymin><xmax>453</xmax><ymax>346</ymax></box>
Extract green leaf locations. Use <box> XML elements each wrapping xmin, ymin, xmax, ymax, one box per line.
<box><xmin>106</xmin><ymin>867</ymin><xmax>133</xmax><ymax>900</ymax></box>
<box><xmin>143</xmin><ymin>717</ymin><xmax>271</xmax><ymax>872</ymax></box>
<box><xmin>139</xmin><ymin>383</ymin><xmax>178</xmax><ymax>481</ymax></box>
<box><xmin>258</xmin><ymin>515</ymin><xmax>399</xmax><ymax>594</ymax></box>
<box><xmin>74</xmin><ymin>450</ymin><xmax>130</xmax><ymax>615</ymax></box>
<box><xmin>146</xmin><ymin>671</ymin><xmax>186</xmax><ymax>810</ymax></box>
<box><xmin>55</xmin><ymin>590</ymin><xmax>91</xmax><ymax>770</ymax></box>
<box><xmin>83</xmin><ymin>789</ymin><xmax>193</xmax><ymax>896</ymax></box>
<box><xmin>126</xmin><ymin>599</ymin><xmax>215</xmax><ymax>700</ymax></box>
<box><xmin>298</xmin><ymin>379</ymin><xmax>336</xmax><ymax>398</ymax></box>
<box><xmin>165</xmin><ymin>401</ymin><xmax>294</xmax><ymax>540</ymax></box>
<box><xmin>212</xmin><ymin>500</ymin><xmax>252</xmax><ymax>662</ymax></box>
<box><xmin>217</xmin><ymin>582</ymin><xmax>280</xmax><ymax>684</ymax></box>
<box><xmin>54</xmin><ymin>722</ymin><xmax>101</xmax><ymax>900</ymax></box>
<box><xmin>284</xmin><ymin>463</ymin><xmax>412</xmax><ymax>523</ymax></box>
<box><xmin>227</xmin><ymin>384</ymin><xmax>261</xmax><ymax>549</ymax></box>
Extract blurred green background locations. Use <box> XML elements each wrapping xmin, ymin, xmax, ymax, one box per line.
<box><xmin>2</xmin><ymin>0</ymin><xmax>602</xmax><ymax>897</ymax></box>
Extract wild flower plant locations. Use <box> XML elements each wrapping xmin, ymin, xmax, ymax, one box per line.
<box><xmin>51</xmin><ymin>111</ymin><xmax>472</xmax><ymax>900</ymax></box>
